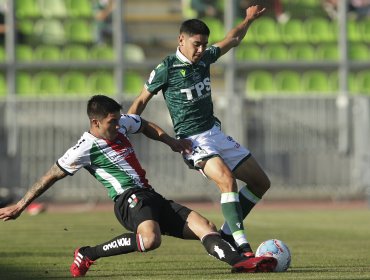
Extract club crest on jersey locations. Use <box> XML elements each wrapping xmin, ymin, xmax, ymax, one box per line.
<box><xmin>180</xmin><ymin>69</ymin><xmax>186</xmax><ymax>77</ymax></box>
<box><xmin>128</xmin><ymin>194</ymin><xmax>139</xmax><ymax>208</ymax></box>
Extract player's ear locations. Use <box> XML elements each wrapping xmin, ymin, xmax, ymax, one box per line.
<box><xmin>178</xmin><ymin>34</ymin><xmax>185</xmax><ymax>46</ymax></box>
<box><xmin>91</xmin><ymin>118</ymin><xmax>99</xmax><ymax>128</ymax></box>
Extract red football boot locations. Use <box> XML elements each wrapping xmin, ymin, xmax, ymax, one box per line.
<box><xmin>70</xmin><ymin>247</ymin><xmax>95</xmax><ymax>277</ymax></box>
<box><xmin>231</xmin><ymin>256</ymin><xmax>277</xmax><ymax>273</ymax></box>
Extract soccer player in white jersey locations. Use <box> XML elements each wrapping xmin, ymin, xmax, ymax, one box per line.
<box><xmin>128</xmin><ymin>5</ymin><xmax>269</xmax><ymax>257</ymax></box>
<box><xmin>0</xmin><ymin>95</ymin><xmax>276</xmax><ymax>277</ymax></box>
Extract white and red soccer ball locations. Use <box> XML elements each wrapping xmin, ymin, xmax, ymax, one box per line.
<box><xmin>255</xmin><ymin>239</ymin><xmax>291</xmax><ymax>272</ymax></box>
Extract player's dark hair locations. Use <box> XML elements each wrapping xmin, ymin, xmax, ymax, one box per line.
<box><xmin>180</xmin><ymin>19</ymin><xmax>210</xmax><ymax>37</ymax></box>
<box><xmin>87</xmin><ymin>95</ymin><xmax>122</xmax><ymax>120</ymax></box>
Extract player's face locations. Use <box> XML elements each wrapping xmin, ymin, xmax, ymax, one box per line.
<box><xmin>179</xmin><ymin>33</ymin><xmax>208</xmax><ymax>63</ymax></box>
<box><xmin>95</xmin><ymin>111</ymin><xmax>121</xmax><ymax>141</ymax></box>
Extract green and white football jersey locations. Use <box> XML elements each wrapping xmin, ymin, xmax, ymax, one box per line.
<box><xmin>145</xmin><ymin>46</ymin><xmax>221</xmax><ymax>138</ymax></box>
<box><xmin>57</xmin><ymin>114</ymin><xmax>151</xmax><ymax>201</ymax></box>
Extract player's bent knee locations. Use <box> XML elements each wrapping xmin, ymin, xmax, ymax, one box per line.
<box><xmin>186</xmin><ymin>211</ymin><xmax>217</xmax><ymax>238</ymax></box>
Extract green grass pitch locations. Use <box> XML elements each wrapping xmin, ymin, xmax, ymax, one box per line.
<box><xmin>0</xmin><ymin>206</ymin><xmax>370</xmax><ymax>279</ymax></box>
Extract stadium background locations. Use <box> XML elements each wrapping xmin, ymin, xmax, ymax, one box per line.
<box><xmin>0</xmin><ymin>0</ymin><xmax>369</xmax><ymax>204</ymax></box>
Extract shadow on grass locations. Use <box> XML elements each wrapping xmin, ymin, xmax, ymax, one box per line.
<box><xmin>0</xmin><ymin>252</ymin><xmax>72</xmax><ymax>280</ymax></box>
<box><xmin>0</xmin><ymin>264</ymin><xmax>53</xmax><ymax>280</ymax></box>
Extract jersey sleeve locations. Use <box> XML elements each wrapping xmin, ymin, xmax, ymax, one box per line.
<box><xmin>145</xmin><ymin>60</ymin><xmax>168</xmax><ymax>94</ymax></box>
<box><xmin>119</xmin><ymin>114</ymin><xmax>143</xmax><ymax>134</ymax></box>
<box><xmin>202</xmin><ymin>45</ymin><xmax>221</xmax><ymax>64</ymax></box>
<box><xmin>56</xmin><ymin>136</ymin><xmax>91</xmax><ymax>175</ymax></box>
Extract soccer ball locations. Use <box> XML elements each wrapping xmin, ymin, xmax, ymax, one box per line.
<box><xmin>255</xmin><ymin>239</ymin><xmax>291</xmax><ymax>272</ymax></box>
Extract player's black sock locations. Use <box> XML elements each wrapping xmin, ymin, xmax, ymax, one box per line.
<box><xmin>81</xmin><ymin>233</ymin><xmax>144</xmax><ymax>261</ymax></box>
<box><xmin>239</xmin><ymin>194</ymin><xmax>256</xmax><ymax>217</ymax></box>
<box><xmin>239</xmin><ymin>185</ymin><xmax>261</xmax><ymax>217</ymax></box>
<box><xmin>201</xmin><ymin>233</ymin><xmax>244</xmax><ymax>266</ymax></box>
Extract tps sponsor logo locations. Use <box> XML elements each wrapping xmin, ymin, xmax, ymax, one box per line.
<box><xmin>180</xmin><ymin>77</ymin><xmax>211</xmax><ymax>101</ymax></box>
<box><xmin>103</xmin><ymin>237</ymin><xmax>131</xmax><ymax>251</ymax></box>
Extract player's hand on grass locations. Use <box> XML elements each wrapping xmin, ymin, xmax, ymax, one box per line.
<box><xmin>245</xmin><ymin>5</ymin><xmax>266</xmax><ymax>21</ymax></box>
<box><xmin>0</xmin><ymin>203</ymin><xmax>23</xmax><ymax>221</ymax></box>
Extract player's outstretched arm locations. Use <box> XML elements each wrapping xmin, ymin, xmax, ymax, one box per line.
<box><xmin>128</xmin><ymin>87</ymin><xmax>153</xmax><ymax>115</ymax></box>
<box><xmin>0</xmin><ymin>163</ymin><xmax>67</xmax><ymax>221</ymax></box>
<box><xmin>215</xmin><ymin>5</ymin><xmax>266</xmax><ymax>56</ymax></box>
<box><xmin>140</xmin><ymin>118</ymin><xmax>192</xmax><ymax>155</ymax></box>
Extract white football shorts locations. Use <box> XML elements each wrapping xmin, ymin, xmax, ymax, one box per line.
<box><xmin>183</xmin><ymin>123</ymin><xmax>250</xmax><ymax>171</ymax></box>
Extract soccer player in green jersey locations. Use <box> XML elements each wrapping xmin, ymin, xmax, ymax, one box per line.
<box><xmin>128</xmin><ymin>5</ymin><xmax>269</xmax><ymax>257</ymax></box>
<box><xmin>0</xmin><ymin>95</ymin><xmax>276</xmax><ymax>276</ymax></box>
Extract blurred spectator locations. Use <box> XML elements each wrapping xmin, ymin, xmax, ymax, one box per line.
<box><xmin>0</xmin><ymin>0</ymin><xmax>7</xmax><ymax>44</ymax></box>
<box><xmin>182</xmin><ymin>0</ymin><xmax>223</xmax><ymax>19</ymax></box>
<box><xmin>322</xmin><ymin>0</ymin><xmax>370</xmax><ymax>20</ymax></box>
<box><xmin>322</xmin><ymin>0</ymin><xmax>338</xmax><ymax>20</ymax></box>
<box><xmin>238</xmin><ymin>0</ymin><xmax>289</xmax><ymax>22</ymax></box>
<box><xmin>0</xmin><ymin>1</ymin><xmax>26</xmax><ymax>45</ymax></box>
<box><xmin>273</xmin><ymin>0</ymin><xmax>290</xmax><ymax>23</ymax></box>
<box><xmin>191</xmin><ymin>0</ymin><xmax>222</xmax><ymax>18</ymax></box>
<box><xmin>93</xmin><ymin>0</ymin><xmax>114</xmax><ymax>44</ymax></box>
<box><xmin>349</xmin><ymin>0</ymin><xmax>370</xmax><ymax>18</ymax></box>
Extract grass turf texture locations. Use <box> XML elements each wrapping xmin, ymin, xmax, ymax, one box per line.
<box><xmin>0</xmin><ymin>207</ymin><xmax>370</xmax><ymax>279</ymax></box>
